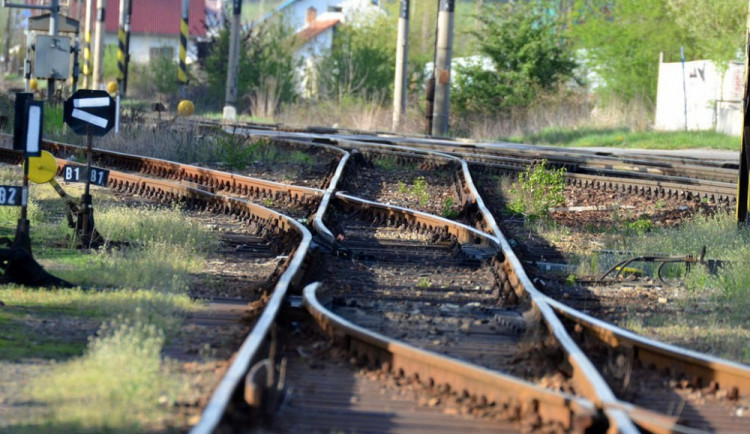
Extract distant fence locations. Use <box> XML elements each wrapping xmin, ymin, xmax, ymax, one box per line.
<box><xmin>654</xmin><ymin>57</ymin><xmax>744</xmax><ymax>136</ymax></box>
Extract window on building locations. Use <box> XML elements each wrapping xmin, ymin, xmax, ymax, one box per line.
<box><xmin>149</xmin><ymin>46</ymin><xmax>174</xmax><ymax>62</ymax></box>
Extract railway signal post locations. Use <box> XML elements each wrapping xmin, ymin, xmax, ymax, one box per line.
<box><xmin>12</xmin><ymin>92</ymin><xmax>40</xmax><ymax>252</ymax></box>
<box><xmin>739</xmin><ymin>1</ymin><xmax>750</xmax><ymax>225</ymax></box>
<box><xmin>179</xmin><ymin>0</ymin><xmax>189</xmax><ymax>100</ymax></box>
<box><xmin>117</xmin><ymin>0</ymin><xmax>131</xmax><ymax>96</ymax></box>
<box><xmin>63</xmin><ymin>89</ymin><xmax>115</xmax><ymax>247</ymax></box>
<box><xmin>7</xmin><ymin>93</ymin><xmax>71</xmax><ymax>287</ymax></box>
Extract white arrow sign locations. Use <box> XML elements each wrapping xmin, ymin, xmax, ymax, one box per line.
<box><xmin>71</xmin><ymin>108</ymin><xmax>108</xmax><ymax>129</ymax></box>
<box><xmin>64</xmin><ymin>90</ymin><xmax>116</xmax><ymax>136</ymax></box>
<box><xmin>73</xmin><ymin>97</ymin><xmax>111</xmax><ymax>108</ymax></box>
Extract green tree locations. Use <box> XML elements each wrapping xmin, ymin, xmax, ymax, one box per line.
<box><xmin>202</xmin><ymin>15</ymin><xmax>299</xmax><ymax>113</ymax></box>
<box><xmin>665</xmin><ymin>0</ymin><xmax>746</xmax><ymax>66</ymax></box>
<box><xmin>315</xmin><ymin>13</ymin><xmax>395</xmax><ymax>101</ymax></box>
<box><xmin>452</xmin><ymin>0</ymin><xmax>577</xmax><ymax>117</ymax></box>
<box><xmin>571</xmin><ymin>0</ymin><xmax>684</xmax><ymax>103</ymax></box>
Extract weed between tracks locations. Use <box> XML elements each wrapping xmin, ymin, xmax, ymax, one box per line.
<box><xmin>0</xmin><ymin>166</ymin><xmax>217</xmax><ymax>432</ymax></box>
<box><xmin>397</xmin><ymin>176</ymin><xmax>431</xmax><ymax>206</ymax></box>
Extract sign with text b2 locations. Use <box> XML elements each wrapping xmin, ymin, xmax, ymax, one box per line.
<box><xmin>0</xmin><ymin>186</ymin><xmax>28</xmax><ymax>207</ymax></box>
<box><xmin>62</xmin><ymin>165</ymin><xmax>110</xmax><ymax>187</ymax></box>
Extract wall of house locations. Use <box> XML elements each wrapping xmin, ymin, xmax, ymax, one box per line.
<box><xmin>104</xmin><ymin>34</ymin><xmax>198</xmax><ymax>64</ymax></box>
<box><xmin>296</xmin><ymin>29</ymin><xmax>334</xmax><ymax>98</ymax></box>
<box><xmin>654</xmin><ymin>59</ymin><xmax>744</xmax><ymax>136</ymax></box>
<box><xmin>281</xmin><ymin>0</ymin><xmax>340</xmax><ymax>30</ymax></box>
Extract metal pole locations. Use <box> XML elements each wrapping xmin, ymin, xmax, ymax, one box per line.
<box><xmin>80</xmin><ymin>127</ymin><xmax>93</xmax><ymax>246</ymax></box>
<box><xmin>122</xmin><ymin>0</ymin><xmax>131</xmax><ymax>95</ymax></box>
<box><xmin>431</xmin><ymin>0</ymin><xmax>454</xmax><ymax>136</ymax></box>
<box><xmin>681</xmin><ymin>45</ymin><xmax>688</xmax><ymax>131</ymax></box>
<box><xmin>24</xmin><ymin>28</ymin><xmax>30</xmax><ymax>91</ymax></box>
<box><xmin>47</xmin><ymin>0</ymin><xmax>59</xmax><ymax>101</ymax></box>
<box><xmin>736</xmin><ymin>1</ymin><xmax>750</xmax><ymax>224</ymax></box>
<box><xmin>71</xmin><ymin>26</ymin><xmax>80</xmax><ymax>92</ymax></box>
<box><xmin>83</xmin><ymin>0</ymin><xmax>92</xmax><ymax>88</ymax></box>
<box><xmin>391</xmin><ymin>0</ymin><xmax>409</xmax><ymax>132</ymax></box>
<box><xmin>116</xmin><ymin>0</ymin><xmax>126</xmax><ymax>91</ymax></box>
<box><xmin>92</xmin><ymin>0</ymin><xmax>105</xmax><ymax>90</ymax></box>
<box><xmin>425</xmin><ymin>1</ymin><xmax>439</xmax><ymax>135</ymax></box>
<box><xmin>179</xmin><ymin>0</ymin><xmax>189</xmax><ymax>99</ymax></box>
<box><xmin>3</xmin><ymin>8</ymin><xmax>12</xmax><ymax>74</ymax></box>
<box><xmin>223</xmin><ymin>0</ymin><xmax>242</xmax><ymax>121</ymax></box>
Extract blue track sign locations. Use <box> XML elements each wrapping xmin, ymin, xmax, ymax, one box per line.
<box><xmin>0</xmin><ymin>186</ymin><xmax>27</xmax><ymax>206</ymax></box>
<box><xmin>63</xmin><ymin>90</ymin><xmax>115</xmax><ymax>136</ymax></box>
<box><xmin>62</xmin><ymin>165</ymin><xmax>110</xmax><ymax>187</ymax></box>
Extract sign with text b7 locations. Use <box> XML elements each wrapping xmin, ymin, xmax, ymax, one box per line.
<box><xmin>63</xmin><ymin>90</ymin><xmax>115</xmax><ymax>136</ymax></box>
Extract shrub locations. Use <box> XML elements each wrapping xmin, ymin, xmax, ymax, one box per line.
<box><xmin>315</xmin><ymin>12</ymin><xmax>394</xmax><ymax>101</ymax></box>
<box><xmin>200</xmin><ymin>15</ymin><xmax>298</xmax><ymax>113</ymax></box>
<box><xmin>452</xmin><ymin>0</ymin><xmax>577</xmax><ymax>118</ymax></box>
<box><xmin>508</xmin><ymin>160</ymin><xmax>566</xmax><ymax>219</ymax></box>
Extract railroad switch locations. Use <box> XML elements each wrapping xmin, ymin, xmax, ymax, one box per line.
<box><xmin>599</xmin><ymin>246</ymin><xmax>726</xmax><ymax>284</ymax></box>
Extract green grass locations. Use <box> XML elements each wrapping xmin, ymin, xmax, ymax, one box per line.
<box><xmin>507</xmin><ymin>127</ymin><xmax>740</xmax><ymax>150</ymax></box>
<box><xmin>94</xmin><ymin>203</ymin><xmax>218</xmax><ymax>250</ymax></box>
<box><xmin>27</xmin><ymin>319</ymin><xmax>182</xmax><ymax>432</ymax></box>
<box><xmin>0</xmin><ymin>287</ymin><xmax>197</xmax><ymax>334</ymax></box>
<box><xmin>0</xmin><ymin>312</ymin><xmax>85</xmax><ymax>360</ymax></box>
<box><xmin>0</xmin><ymin>161</ymin><xmax>217</xmax><ymax>431</ymax></box>
<box><xmin>374</xmin><ymin>155</ymin><xmax>399</xmax><ymax>171</ymax></box>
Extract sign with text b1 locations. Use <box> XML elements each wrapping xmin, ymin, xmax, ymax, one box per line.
<box><xmin>0</xmin><ymin>186</ymin><xmax>28</xmax><ymax>207</ymax></box>
<box><xmin>62</xmin><ymin>165</ymin><xmax>110</xmax><ymax>187</ymax></box>
<box><xmin>63</xmin><ymin>90</ymin><xmax>115</xmax><ymax>136</ymax></box>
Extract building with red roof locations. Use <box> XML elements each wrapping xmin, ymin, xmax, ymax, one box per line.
<box><xmin>64</xmin><ymin>0</ymin><xmax>208</xmax><ymax>63</ymax></box>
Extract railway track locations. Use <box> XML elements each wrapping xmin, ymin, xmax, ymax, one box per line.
<box><xmin>186</xmin><ymin>121</ymin><xmax>740</xmax><ymax>204</ymax></box>
<box><xmin>2</xmin><ymin>123</ymin><xmax>749</xmax><ymax>433</ymax></box>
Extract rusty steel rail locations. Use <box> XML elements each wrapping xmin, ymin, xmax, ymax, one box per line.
<box><xmin>332</xmin><ymin>140</ymin><xmax>505</xmax><ymax>242</ymax></box>
<box><xmin>228</xmin><ymin>128</ymin><xmax>738</xmax><ymax>204</ymax></box>
<box><xmin>309</xmin><ymin>142</ymin><xmax>641</xmax><ymax>432</ymax></box>
<box><xmin>190</xmin><ymin>220</ymin><xmax>311</xmax><ymax>433</ymax></box>
<box><xmin>302</xmin><ymin>281</ymin><xmax>598</xmax><ymax>431</ymax></box>
<box><xmin>212</xmin><ymin>125</ymin><xmax>738</xmax><ymax>184</ymax></box>
<box><xmin>84</xmin><ymin>169</ymin><xmax>316</xmax><ymax>434</ymax></box>
<box><xmin>0</xmin><ymin>141</ymin><xmax>314</xmax><ymax>433</ymax></box>
<box><xmin>545</xmin><ymin>296</ymin><xmax>750</xmax><ymax>432</ymax></box>
<box><xmin>0</xmin><ymin>134</ymin><xmax>326</xmax><ymax>207</ymax></box>
<box><xmin>182</xmin><ymin>116</ymin><xmax>738</xmax><ymax>170</ymax></box>
<box><xmin>309</xmin><ymin>143</ymin><xmax>349</xmax><ymax>247</ymax></box>
<box><xmin>334</xmin><ymin>193</ymin><xmax>499</xmax><ymax>249</ymax></box>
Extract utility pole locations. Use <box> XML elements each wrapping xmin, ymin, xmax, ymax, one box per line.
<box><xmin>3</xmin><ymin>8</ymin><xmax>12</xmax><ymax>74</ymax></box>
<box><xmin>122</xmin><ymin>0</ymin><xmax>131</xmax><ymax>95</ymax></box>
<box><xmin>116</xmin><ymin>0</ymin><xmax>127</xmax><ymax>93</ymax></box>
<box><xmin>71</xmin><ymin>22</ymin><xmax>80</xmax><ymax>92</ymax></box>
<box><xmin>431</xmin><ymin>0</ymin><xmax>454</xmax><ymax>136</ymax></box>
<box><xmin>223</xmin><ymin>0</ymin><xmax>241</xmax><ymax>121</ymax></box>
<box><xmin>47</xmin><ymin>0</ymin><xmax>59</xmax><ymax>101</ymax></box>
<box><xmin>92</xmin><ymin>0</ymin><xmax>105</xmax><ymax>90</ymax></box>
<box><xmin>737</xmin><ymin>0</ymin><xmax>750</xmax><ymax>224</ymax></box>
<box><xmin>391</xmin><ymin>0</ymin><xmax>409</xmax><ymax>132</ymax></box>
<box><xmin>82</xmin><ymin>0</ymin><xmax>92</xmax><ymax>88</ymax></box>
<box><xmin>424</xmin><ymin>1</ymin><xmax>439</xmax><ymax>135</ymax></box>
<box><xmin>178</xmin><ymin>0</ymin><xmax>189</xmax><ymax>99</ymax></box>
